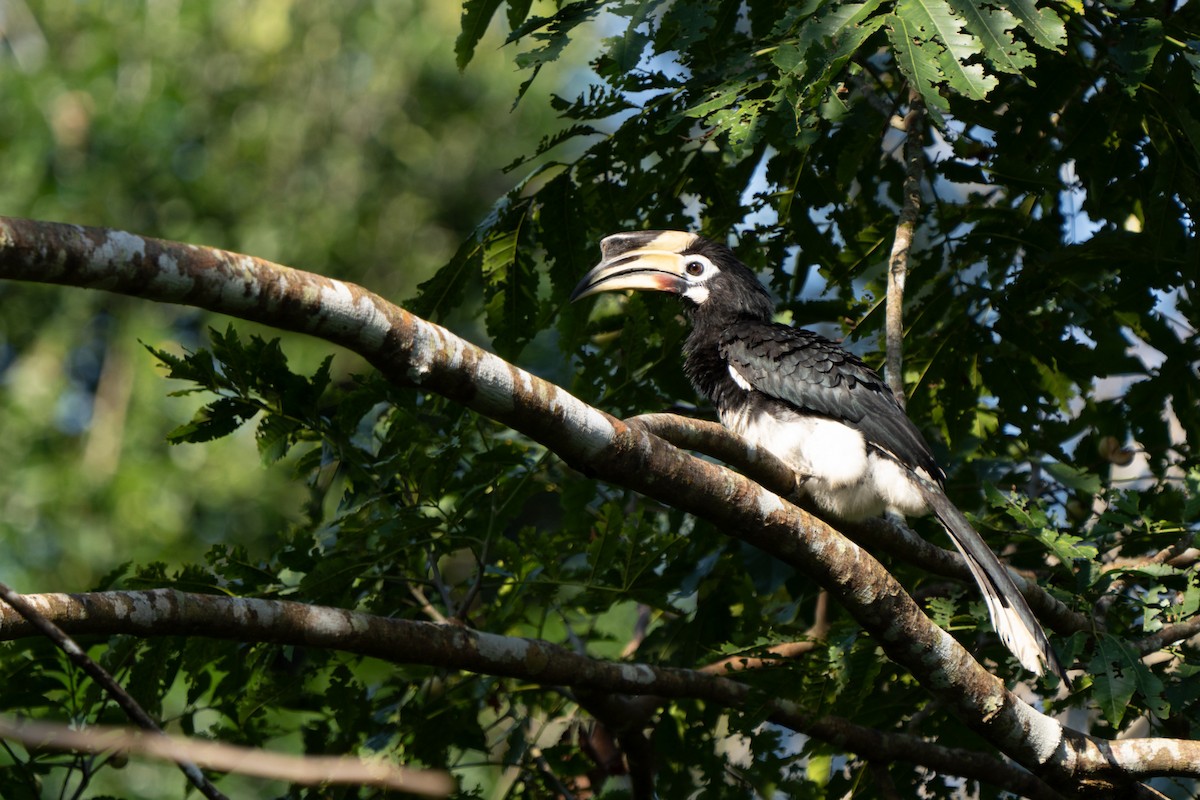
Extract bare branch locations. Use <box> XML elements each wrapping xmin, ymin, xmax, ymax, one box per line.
<box><xmin>701</xmin><ymin>592</ymin><xmax>830</xmax><ymax>675</ymax></box>
<box><xmin>884</xmin><ymin>88</ymin><xmax>926</xmax><ymax>407</ymax></box>
<box><xmin>0</xmin><ymin>716</ymin><xmax>453</xmax><ymax>796</ymax></box>
<box><xmin>0</xmin><ymin>579</ymin><xmax>227</xmax><ymax>800</ymax></box>
<box><xmin>1133</xmin><ymin>617</ymin><xmax>1200</xmax><ymax>655</ymax></box>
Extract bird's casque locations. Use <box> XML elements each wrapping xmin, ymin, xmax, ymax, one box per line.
<box><xmin>571</xmin><ymin>230</ymin><xmax>1068</xmax><ymax>684</ymax></box>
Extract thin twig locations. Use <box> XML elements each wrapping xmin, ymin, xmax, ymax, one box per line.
<box><xmin>408</xmin><ymin>583</ymin><xmax>448</xmax><ymax>624</ymax></box>
<box><xmin>0</xmin><ymin>717</ymin><xmax>453</xmax><ymax>795</ymax></box>
<box><xmin>0</xmin><ymin>580</ymin><xmax>228</xmax><ymax>800</ymax></box>
<box><xmin>702</xmin><ymin>591</ymin><xmax>831</xmax><ymax>675</ymax></box>
<box><xmin>884</xmin><ymin>87</ymin><xmax>927</xmax><ymax>408</ymax></box>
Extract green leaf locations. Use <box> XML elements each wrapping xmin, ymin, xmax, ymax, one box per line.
<box><xmin>887</xmin><ymin>13</ymin><xmax>950</xmax><ymax>111</ymax></box>
<box><xmin>481</xmin><ymin>221</ymin><xmax>543</xmax><ymax>358</ymax></box>
<box><xmin>456</xmin><ymin>0</ymin><xmax>504</xmax><ymax>71</ymax></box>
<box><xmin>145</xmin><ymin>342</ymin><xmax>222</xmax><ymax>393</ymax></box>
<box><xmin>506</xmin><ymin>0</ymin><xmax>534</xmax><ymax>29</ymax></box>
<box><xmin>1110</xmin><ymin>17</ymin><xmax>1163</xmax><ymax>92</ymax></box>
<box><xmin>926</xmin><ymin>595</ymin><xmax>959</xmax><ymax>628</ymax></box>
<box><xmin>1088</xmin><ymin>635</ymin><xmax>1169</xmax><ymax>727</ymax></box>
<box><xmin>900</xmin><ymin>0</ymin><xmax>997</xmax><ymax>99</ymax></box>
<box><xmin>946</xmin><ymin>0</ymin><xmax>1036</xmax><ymax>76</ymax></box>
<box><xmin>806</xmin><ymin>749</ymin><xmax>834</xmax><ymax>786</ymax></box>
<box><xmin>709</xmin><ymin>98</ymin><xmax>771</xmax><ymax>157</ymax></box>
<box><xmin>256</xmin><ymin>414</ymin><xmax>300</xmax><ymax>464</ymax></box>
<box><xmin>166</xmin><ymin>396</ymin><xmax>260</xmax><ymax>444</ymax></box>
<box><xmin>504</xmin><ymin>1</ymin><xmax>604</xmax><ymax>102</ymax></box>
<box><xmin>600</xmin><ymin>0</ymin><xmax>662</xmax><ymax>73</ymax></box>
<box><xmin>1042</xmin><ymin>460</ymin><xmax>1103</xmax><ymax>495</ymax></box>
<box><xmin>773</xmin><ymin>2</ymin><xmax>887</xmax><ymax>116</ymax></box>
<box><xmin>1090</xmin><ymin>635</ymin><xmax>1137</xmax><ymax>727</ymax></box>
<box><xmin>1006</xmin><ymin>0</ymin><xmax>1067</xmax><ymax>52</ymax></box>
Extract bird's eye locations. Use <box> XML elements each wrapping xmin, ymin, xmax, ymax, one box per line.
<box><xmin>685</xmin><ymin>260</ymin><xmax>706</xmax><ymax>276</ymax></box>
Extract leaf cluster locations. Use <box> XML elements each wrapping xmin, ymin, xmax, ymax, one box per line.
<box><xmin>435</xmin><ymin>0</ymin><xmax>1200</xmax><ymax>794</ymax></box>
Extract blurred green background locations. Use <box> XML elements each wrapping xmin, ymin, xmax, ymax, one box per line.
<box><xmin>0</xmin><ymin>1</ymin><xmax>571</xmax><ymax>591</ymax></box>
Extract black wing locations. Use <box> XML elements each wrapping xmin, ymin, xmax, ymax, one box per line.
<box><xmin>719</xmin><ymin>322</ymin><xmax>943</xmax><ymax>480</ymax></box>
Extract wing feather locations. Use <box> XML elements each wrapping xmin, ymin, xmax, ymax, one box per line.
<box><xmin>718</xmin><ymin>322</ymin><xmax>942</xmax><ymax>480</ymax></box>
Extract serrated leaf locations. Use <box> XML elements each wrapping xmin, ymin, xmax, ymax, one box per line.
<box><xmin>1182</xmin><ymin>582</ymin><xmax>1200</xmax><ymax>618</ymax></box>
<box><xmin>887</xmin><ymin>14</ymin><xmax>950</xmax><ymax>111</ymax></box>
<box><xmin>1035</xmin><ymin>526</ymin><xmax>1098</xmax><ymax>563</ymax></box>
<box><xmin>948</xmin><ymin>0</ymin><xmax>1036</xmax><ymax>76</ymax></box>
<box><xmin>1090</xmin><ymin>635</ymin><xmax>1137</xmax><ymax>727</ymax></box>
<box><xmin>603</xmin><ymin>29</ymin><xmax>652</xmax><ymax>74</ymax></box>
<box><xmin>926</xmin><ymin>595</ymin><xmax>958</xmax><ymax>628</ymax></box>
<box><xmin>684</xmin><ymin>82</ymin><xmax>763</xmax><ymax>119</ymax></box>
<box><xmin>1110</xmin><ymin>17</ymin><xmax>1163</xmax><ymax>91</ymax></box>
<box><xmin>456</xmin><ymin>0</ymin><xmax>503</xmax><ymax>71</ymax></box>
<box><xmin>144</xmin><ymin>342</ymin><xmax>222</xmax><ymax>391</ymax></box>
<box><xmin>481</xmin><ymin>226</ymin><xmax>542</xmax><ymax>359</ymax></box>
<box><xmin>1088</xmin><ymin>635</ymin><xmax>1169</xmax><ymax>727</ymax></box>
<box><xmin>901</xmin><ymin>0</ymin><xmax>996</xmax><ymax>99</ymax></box>
<box><xmin>774</xmin><ymin>2</ymin><xmax>887</xmax><ymax>117</ymax></box>
<box><xmin>505</xmin><ymin>1</ymin><xmax>603</xmax><ymax>102</ymax></box>
<box><xmin>167</xmin><ymin>397</ymin><xmax>259</xmax><ymax>444</ymax></box>
<box><xmin>256</xmin><ymin>414</ymin><xmax>300</xmax><ymax>464</ymax></box>
<box><xmin>505</xmin><ymin>0</ymin><xmax>533</xmax><ymax>29</ymax></box>
<box><xmin>600</xmin><ymin>0</ymin><xmax>661</xmax><ymax>73</ymax></box>
<box><xmin>1006</xmin><ymin>0</ymin><xmax>1067</xmax><ymax>52</ymax></box>
<box><xmin>709</xmin><ymin>98</ymin><xmax>770</xmax><ymax>156</ymax></box>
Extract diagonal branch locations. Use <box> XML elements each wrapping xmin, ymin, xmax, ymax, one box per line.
<box><xmin>0</xmin><ymin>216</ymin><xmax>1166</xmax><ymax>794</ymax></box>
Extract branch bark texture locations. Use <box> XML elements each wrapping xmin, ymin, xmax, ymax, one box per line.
<box><xmin>884</xmin><ymin>90</ymin><xmax>926</xmax><ymax>407</ymax></box>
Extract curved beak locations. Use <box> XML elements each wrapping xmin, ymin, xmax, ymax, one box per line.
<box><xmin>569</xmin><ymin>251</ymin><xmax>689</xmax><ymax>301</ymax></box>
<box><xmin>570</xmin><ymin>231</ymin><xmax>698</xmax><ymax>302</ymax></box>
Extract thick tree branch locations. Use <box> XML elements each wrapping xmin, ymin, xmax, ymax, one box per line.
<box><xmin>0</xmin><ymin>590</ymin><xmax>1064</xmax><ymax>798</ymax></box>
<box><xmin>0</xmin><ymin>216</ymin><xmax>1175</xmax><ymax>794</ymax></box>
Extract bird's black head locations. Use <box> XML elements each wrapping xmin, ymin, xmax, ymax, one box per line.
<box><xmin>569</xmin><ymin>230</ymin><xmax>776</xmax><ymax>322</ymax></box>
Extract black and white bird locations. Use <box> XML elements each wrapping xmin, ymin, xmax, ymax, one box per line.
<box><xmin>571</xmin><ymin>229</ymin><xmax>1067</xmax><ymax>683</ymax></box>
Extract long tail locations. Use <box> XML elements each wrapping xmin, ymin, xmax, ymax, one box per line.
<box><xmin>912</xmin><ymin>475</ymin><xmax>1069</xmax><ymax>686</ymax></box>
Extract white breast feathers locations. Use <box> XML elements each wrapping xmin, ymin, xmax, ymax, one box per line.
<box><xmin>721</xmin><ymin>403</ymin><xmax>928</xmax><ymax>521</ymax></box>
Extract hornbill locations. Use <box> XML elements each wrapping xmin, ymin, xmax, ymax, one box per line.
<box><xmin>570</xmin><ymin>229</ymin><xmax>1067</xmax><ymax>684</ymax></box>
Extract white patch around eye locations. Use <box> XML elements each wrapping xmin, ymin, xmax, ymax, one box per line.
<box><xmin>683</xmin><ymin>284</ymin><xmax>710</xmax><ymax>304</ymax></box>
<box><xmin>682</xmin><ymin>254</ymin><xmax>717</xmax><ymax>278</ymax></box>
<box><xmin>728</xmin><ymin>364</ymin><xmax>752</xmax><ymax>390</ymax></box>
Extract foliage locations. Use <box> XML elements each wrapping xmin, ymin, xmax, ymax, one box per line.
<box><xmin>0</xmin><ymin>1</ymin><xmax>561</xmax><ymax>590</ymax></box>
<box><xmin>1</xmin><ymin>0</ymin><xmax>1200</xmax><ymax>798</ymax></box>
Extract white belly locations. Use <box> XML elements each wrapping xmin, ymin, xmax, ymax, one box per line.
<box><xmin>722</xmin><ymin>404</ymin><xmax>928</xmax><ymax>520</ymax></box>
